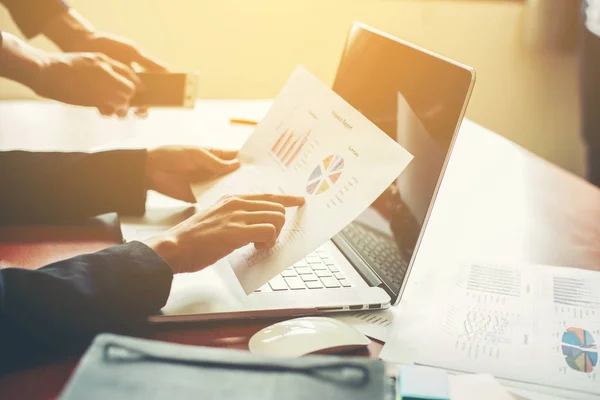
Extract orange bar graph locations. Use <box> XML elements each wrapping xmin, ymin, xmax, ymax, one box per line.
<box><xmin>280</xmin><ymin>137</ymin><xmax>300</xmax><ymax>164</ymax></box>
<box><xmin>285</xmin><ymin>130</ymin><xmax>311</xmax><ymax>167</ymax></box>
<box><xmin>271</xmin><ymin>128</ymin><xmax>311</xmax><ymax>167</ymax></box>
<box><xmin>276</xmin><ymin>130</ymin><xmax>294</xmax><ymax>159</ymax></box>
<box><xmin>271</xmin><ymin>129</ymin><xmax>290</xmax><ymax>154</ymax></box>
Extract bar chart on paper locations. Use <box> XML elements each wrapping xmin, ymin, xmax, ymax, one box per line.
<box><xmin>465</xmin><ymin>264</ymin><xmax>521</xmax><ymax>297</ymax></box>
<box><xmin>455</xmin><ymin>263</ymin><xmax>525</xmax><ymax>307</ymax></box>
<box><xmin>269</xmin><ymin>108</ymin><xmax>320</xmax><ymax>169</ymax></box>
<box><xmin>270</xmin><ymin>128</ymin><xmax>312</xmax><ymax>167</ymax></box>
<box><xmin>553</xmin><ymin>276</ymin><xmax>600</xmax><ymax>309</ymax></box>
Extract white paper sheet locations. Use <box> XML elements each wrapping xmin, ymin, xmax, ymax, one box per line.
<box><xmin>382</xmin><ymin>261</ymin><xmax>600</xmax><ymax>397</ymax></box>
<box><xmin>332</xmin><ymin>307</ymin><xmax>401</xmax><ymax>342</ymax></box>
<box><xmin>449</xmin><ymin>374</ymin><xmax>516</xmax><ymax>400</ymax></box>
<box><xmin>191</xmin><ymin>66</ymin><xmax>413</xmax><ymax>294</ymax></box>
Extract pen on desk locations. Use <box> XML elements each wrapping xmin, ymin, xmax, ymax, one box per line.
<box><xmin>229</xmin><ymin>118</ymin><xmax>259</xmax><ymax>126</ymax></box>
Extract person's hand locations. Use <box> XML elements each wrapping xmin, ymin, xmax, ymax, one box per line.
<box><xmin>67</xmin><ymin>31</ymin><xmax>168</xmax><ymax>118</ymax></box>
<box><xmin>144</xmin><ymin>194</ymin><xmax>306</xmax><ymax>273</ymax></box>
<box><xmin>146</xmin><ymin>147</ymin><xmax>241</xmax><ymax>203</ymax></box>
<box><xmin>32</xmin><ymin>52</ymin><xmax>141</xmax><ymax>115</ymax></box>
<box><xmin>70</xmin><ymin>32</ymin><xmax>167</xmax><ymax>73</ymax></box>
<box><xmin>44</xmin><ymin>10</ymin><xmax>166</xmax><ymax>74</ymax></box>
<box><xmin>42</xmin><ymin>10</ymin><xmax>168</xmax><ymax>117</ymax></box>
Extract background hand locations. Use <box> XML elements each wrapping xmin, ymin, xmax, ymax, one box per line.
<box><xmin>41</xmin><ymin>10</ymin><xmax>168</xmax><ymax>117</ymax></box>
<box><xmin>146</xmin><ymin>147</ymin><xmax>241</xmax><ymax>203</ymax></box>
<box><xmin>33</xmin><ymin>52</ymin><xmax>141</xmax><ymax>113</ymax></box>
<box><xmin>68</xmin><ymin>32</ymin><xmax>168</xmax><ymax>118</ymax></box>
<box><xmin>70</xmin><ymin>32</ymin><xmax>167</xmax><ymax>73</ymax></box>
<box><xmin>144</xmin><ymin>194</ymin><xmax>305</xmax><ymax>273</ymax></box>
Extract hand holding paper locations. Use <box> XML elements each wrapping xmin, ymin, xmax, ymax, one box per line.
<box><xmin>144</xmin><ymin>194</ymin><xmax>304</xmax><ymax>274</ymax></box>
<box><xmin>191</xmin><ymin>66</ymin><xmax>413</xmax><ymax>293</ymax></box>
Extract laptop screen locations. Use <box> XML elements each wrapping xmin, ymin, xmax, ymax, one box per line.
<box><xmin>332</xmin><ymin>23</ymin><xmax>474</xmax><ymax>304</ymax></box>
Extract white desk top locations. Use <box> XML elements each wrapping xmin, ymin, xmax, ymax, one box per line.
<box><xmin>0</xmin><ymin>100</ymin><xmax>271</xmax><ymax>152</ymax></box>
<box><xmin>2</xmin><ymin>100</ymin><xmax>598</xmax><ymax>400</ymax></box>
<box><xmin>1</xmin><ymin>99</ymin><xmax>599</xmax><ymax>270</ymax></box>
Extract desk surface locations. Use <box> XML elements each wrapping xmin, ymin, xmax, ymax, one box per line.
<box><xmin>0</xmin><ymin>100</ymin><xmax>599</xmax><ymax>399</ymax></box>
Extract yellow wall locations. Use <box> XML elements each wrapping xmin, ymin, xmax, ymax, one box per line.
<box><xmin>0</xmin><ymin>0</ymin><xmax>585</xmax><ymax>175</ymax></box>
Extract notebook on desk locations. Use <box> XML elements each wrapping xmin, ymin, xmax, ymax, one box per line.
<box><xmin>59</xmin><ymin>333</ymin><xmax>390</xmax><ymax>400</ymax></box>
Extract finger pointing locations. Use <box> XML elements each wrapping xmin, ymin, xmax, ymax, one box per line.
<box><xmin>241</xmin><ymin>194</ymin><xmax>305</xmax><ymax>208</ymax></box>
<box><xmin>208</xmin><ymin>149</ymin><xmax>239</xmax><ymax>160</ymax></box>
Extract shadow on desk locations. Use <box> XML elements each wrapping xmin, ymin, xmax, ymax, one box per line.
<box><xmin>0</xmin><ymin>316</ymin><xmax>381</xmax><ymax>400</ymax></box>
<box><xmin>0</xmin><ymin>213</ymin><xmax>123</xmax><ymax>270</ymax></box>
<box><xmin>0</xmin><ymin>215</ymin><xmax>381</xmax><ymax>399</ymax></box>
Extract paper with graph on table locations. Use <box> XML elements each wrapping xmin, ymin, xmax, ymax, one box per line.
<box><xmin>191</xmin><ymin>66</ymin><xmax>413</xmax><ymax>294</ymax></box>
<box><xmin>333</xmin><ymin>308</ymin><xmax>401</xmax><ymax>342</ymax></box>
<box><xmin>381</xmin><ymin>261</ymin><xmax>600</xmax><ymax>397</ymax></box>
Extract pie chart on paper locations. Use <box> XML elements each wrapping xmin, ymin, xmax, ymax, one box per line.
<box><xmin>561</xmin><ymin>327</ymin><xmax>598</xmax><ymax>373</ymax></box>
<box><xmin>306</xmin><ymin>155</ymin><xmax>344</xmax><ymax>195</ymax></box>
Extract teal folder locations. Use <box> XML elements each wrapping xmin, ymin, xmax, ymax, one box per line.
<box><xmin>59</xmin><ymin>334</ymin><xmax>387</xmax><ymax>400</ymax></box>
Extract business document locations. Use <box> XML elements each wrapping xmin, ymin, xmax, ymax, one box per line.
<box><xmin>382</xmin><ymin>261</ymin><xmax>600</xmax><ymax>397</ymax></box>
<box><xmin>192</xmin><ymin>66</ymin><xmax>413</xmax><ymax>294</ymax></box>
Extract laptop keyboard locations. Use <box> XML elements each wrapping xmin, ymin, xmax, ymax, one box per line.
<box><xmin>256</xmin><ymin>221</ymin><xmax>411</xmax><ymax>294</ymax></box>
<box><xmin>255</xmin><ymin>249</ymin><xmax>352</xmax><ymax>293</ymax></box>
<box><xmin>341</xmin><ymin>222</ymin><xmax>409</xmax><ymax>291</ymax></box>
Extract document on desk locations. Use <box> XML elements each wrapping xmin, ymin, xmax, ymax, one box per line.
<box><xmin>382</xmin><ymin>261</ymin><xmax>600</xmax><ymax>397</ymax></box>
<box><xmin>449</xmin><ymin>374</ymin><xmax>516</xmax><ymax>400</ymax></box>
<box><xmin>191</xmin><ymin>66</ymin><xmax>413</xmax><ymax>294</ymax></box>
<box><xmin>332</xmin><ymin>307</ymin><xmax>401</xmax><ymax>342</ymax></box>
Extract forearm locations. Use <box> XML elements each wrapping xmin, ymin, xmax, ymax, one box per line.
<box><xmin>0</xmin><ymin>150</ymin><xmax>149</xmax><ymax>223</ymax></box>
<box><xmin>43</xmin><ymin>9</ymin><xmax>96</xmax><ymax>52</ymax></box>
<box><xmin>0</xmin><ymin>32</ymin><xmax>46</xmax><ymax>91</ymax></box>
<box><xmin>0</xmin><ymin>0</ymin><xmax>69</xmax><ymax>39</ymax></box>
<box><xmin>0</xmin><ymin>241</ymin><xmax>173</xmax><ymax>373</ymax></box>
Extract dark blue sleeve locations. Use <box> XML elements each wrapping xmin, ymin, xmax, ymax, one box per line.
<box><xmin>0</xmin><ymin>0</ymin><xmax>69</xmax><ymax>38</ymax></box>
<box><xmin>0</xmin><ymin>241</ymin><xmax>173</xmax><ymax>375</ymax></box>
<box><xmin>0</xmin><ymin>150</ymin><xmax>148</xmax><ymax>224</ymax></box>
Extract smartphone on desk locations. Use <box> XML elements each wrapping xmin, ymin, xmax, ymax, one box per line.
<box><xmin>131</xmin><ymin>72</ymin><xmax>198</xmax><ymax>108</ymax></box>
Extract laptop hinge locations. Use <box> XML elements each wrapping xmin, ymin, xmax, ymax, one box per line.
<box><xmin>331</xmin><ymin>234</ymin><xmax>383</xmax><ymax>288</ymax></box>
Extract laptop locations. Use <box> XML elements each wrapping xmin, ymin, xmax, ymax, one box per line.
<box><xmin>150</xmin><ymin>22</ymin><xmax>475</xmax><ymax>322</ymax></box>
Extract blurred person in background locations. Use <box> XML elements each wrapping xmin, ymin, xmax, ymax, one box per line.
<box><xmin>581</xmin><ymin>0</ymin><xmax>600</xmax><ymax>187</ymax></box>
<box><xmin>0</xmin><ymin>0</ymin><xmax>165</xmax><ymax>116</ymax></box>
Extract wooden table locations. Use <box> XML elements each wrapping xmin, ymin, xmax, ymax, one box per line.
<box><xmin>0</xmin><ymin>100</ymin><xmax>599</xmax><ymax>399</ymax></box>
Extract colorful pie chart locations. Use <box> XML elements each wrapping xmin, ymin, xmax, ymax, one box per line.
<box><xmin>306</xmin><ymin>155</ymin><xmax>344</xmax><ymax>195</ymax></box>
<box><xmin>561</xmin><ymin>327</ymin><xmax>598</xmax><ymax>373</ymax></box>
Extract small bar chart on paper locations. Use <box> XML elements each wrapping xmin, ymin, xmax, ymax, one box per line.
<box><xmin>270</xmin><ymin>128</ymin><xmax>312</xmax><ymax>167</ymax></box>
<box><xmin>553</xmin><ymin>276</ymin><xmax>600</xmax><ymax>309</ymax></box>
<box><xmin>269</xmin><ymin>108</ymin><xmax>318</xmax><ymax>169</ymax></box>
